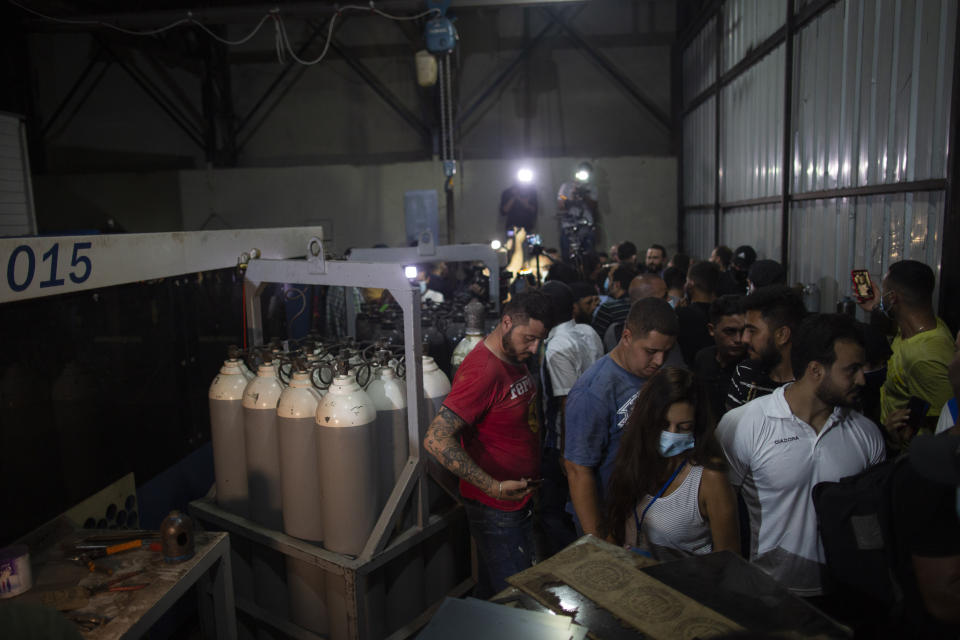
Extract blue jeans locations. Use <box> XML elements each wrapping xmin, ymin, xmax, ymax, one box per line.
<box><xmin>462</xmin><ymin>498</ymin><xmax>536</xmax><ymax>599</ymax></box>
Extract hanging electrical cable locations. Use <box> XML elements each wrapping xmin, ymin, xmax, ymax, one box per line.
<box><xmin>7</xmin><ymin>0</ymin><xmax>440</xmax><ymax>66</ymax></box>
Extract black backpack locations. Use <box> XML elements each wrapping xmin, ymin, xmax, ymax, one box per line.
<box><xmin>812</xmin><ymin>457</ymin><xmax>906</xmax><ymax>608</ymax></box>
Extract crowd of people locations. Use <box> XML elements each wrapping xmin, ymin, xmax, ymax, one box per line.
<box><xmin>423</xmin><ymin>240</ymin><xmax>960</xmax><ymax>638</ymax></box>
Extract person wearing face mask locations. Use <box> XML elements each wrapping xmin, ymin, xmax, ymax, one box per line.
<box><xmin>603</xmin><ymin>367</ymin><xmax>739</xmax><ymax>561</ymax></box>
<box><xmin>563</xmin><ymin>298</ymin><xmax>678</xmax><ymax>537</ymax></box>
<box><xmin>717</xmin><ymin>313</ymin><xmax>885</xmax><ymax>599</ymax></box>
<box><xmin>857</xmin><ymin>260</ymin><xmax>954</xmax><ymax>448</ymax></box>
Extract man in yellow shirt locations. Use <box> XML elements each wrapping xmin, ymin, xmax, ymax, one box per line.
<box><xmin>861</xmin><ymin>260</ymin><xmax>954</xmax><ymax>445</ymax></box>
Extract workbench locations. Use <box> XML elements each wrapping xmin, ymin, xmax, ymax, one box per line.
<box><xmin>493</xmin><ymin>536</ymin><xmax>850</xmax><ymax>639</ymax></box>
<box><xmin>1</xmin><ymin>516</ymin><xmax>236</xmax><ymax>639</ymax></box>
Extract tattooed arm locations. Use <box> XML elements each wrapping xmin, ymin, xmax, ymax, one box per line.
<box><xmin>424</xmin><ymin>406</ymin><xmax>532</xmax><ymax>501</ymax></box>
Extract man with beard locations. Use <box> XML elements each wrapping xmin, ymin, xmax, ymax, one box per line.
<box><xmin>564</xmin><ymin>298</ymin><xmax>678</xmax><ymax>536</ymax></box>
<box><xmin>570</xmin><ymin>281</ymin><xmax>600</xmax><ymax>325</ymax></box>
<box><xmin>717</xmin><ymin>314</ymin><xmax>885</xmax><ymax>597</ymax></box>
<box><xmin>645</xmin><ymin>244</ymin><xmax>668</xmax><ymax>275</ymax></box>
<box><xmin>726</xmin><ymin>285</ymin><xmax>807</xmax><ymax>410</ymax></box>
<box><xmin>694</xmin><ymin>295</ymin><xmax>747</xmax><ymax>418</ymax></box>
<box><xmin>424</xmin><ymin>291</ymin><xmax>550</xmax><ymax>596</ymax></box>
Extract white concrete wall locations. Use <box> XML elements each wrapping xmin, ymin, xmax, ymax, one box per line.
<box><xmin>177</xmin><ymin>155</ymin><xmax>677</xmax><ymax>256</ymax></box>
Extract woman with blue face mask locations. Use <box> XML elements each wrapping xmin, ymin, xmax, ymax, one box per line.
<box><xmin>603</xmin><ymin>367</ymin><xmax>740</xmax><ymax>560</ymax></box>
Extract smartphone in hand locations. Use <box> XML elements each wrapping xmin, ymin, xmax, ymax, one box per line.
<box><xmin>851</xmin><ymin>270</ymin><xmax>875</xmax><ymax>303</ymax></box>
<box><xmin>906</xmin><ymin>396</ymin><xmax>931</xmax><ymax>430</ymax></box>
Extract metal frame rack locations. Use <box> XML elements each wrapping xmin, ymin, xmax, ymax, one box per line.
<box><xmin>191</xmin><ymin>235</ymin><xmax>473</xmax><ymax>640</ymax></box>
<box><xmin>348</xmin><ymin>239</ymin><xmax>504</xmax><ymax>314</ymax></box>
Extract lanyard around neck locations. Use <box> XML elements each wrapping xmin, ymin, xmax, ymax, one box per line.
<box><xmin>633</xmin><ymin>460</ymin><xmax>687</xmax><ymax>546</ymax></box>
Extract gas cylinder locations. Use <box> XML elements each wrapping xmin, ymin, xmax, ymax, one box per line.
<box><xmin>242</xmin><ymin>360</ymin><xmax>289</xmax><ymax>620</ymax></box>
<box><xmin>450</xmin><ymin>299</ymin><xmax>486</xmax><ymax>377</ymax></box>
<box><xmin>421</xmin><ymin>355</ymin><xmax>451</xmax><ymax>422</ymax></box>
<box><xmin>316</xmin><ymin>361</ymin><xmax>381</xmax><ymax>640</ymax></box>
<box><xmin>277</xmin><ymin>367</ymin><xmax>327</xmax><ymax>636</ymax></box>
<box><xmin>365</xmin><ymin>360</ymin><xmax>408</xmax><ymax>509</ymax></box>
<box><xmin>209</xmin><ymin>359</ymin><xmax>250</xmax><ymax>518</ymax></box>
<box><xmin>227</xmin><ymin>346</ymin><xmax>254</xmax><ymax>381</ymax></box>
<box><xmin>207</xmin><ymin>357</ymin><xmax>255</xmax><ymax>626</ymax></box>
<box><xmin>315</xmin><ymin>360</ymin><xmax>378</xmax><ymax>555</ymax></box>
<box><xmin>243</xmin><ymin>361</ymin><xmax>285</xmax><ymax>528</ymax></box>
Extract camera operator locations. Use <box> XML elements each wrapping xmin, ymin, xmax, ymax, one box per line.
<box><xmin>557</xmin><ymin>162</ymin><xmax>599</xmax><ymax>260</ymax></box>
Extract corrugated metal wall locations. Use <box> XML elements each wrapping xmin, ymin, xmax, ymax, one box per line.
<box><xmin>721</xmin><ymin>0</ymin><xmax>787</xmax><ymax>71</ymax></box>
<box><xmin>720</xmin><ymin>204</ymin><xmax>782</xmax><ymax>260</ymax></box>
<box><xmin>683</xmin><ymin>17</ymin><xmax>717</xmax><ymax>107</ymax></box>
<box><xmin>683</xmin><ymin>97</ymin><xmax>716</xmax><ymax>206</ymax></box>
<box><xmin>684</xmin><ymin>209</ymin><xmax>716</xmax><ymax>261</ymax></box>
<box><xmin>792</xmin><ymin>0</ymin><xmax>956</xmax><ymax>193</ymax></box>
<box><xmin>720</xmin><ymin>46</ymin><xmax>784</xmax><ymax>202</ymax></box>
<box><xmin>680</xmin><ymin>0</ymin><xmax>955</xmax><ymax>312</ymax></box>
<box><xmin>791</xmin><ymin>191</ymin><xmax>944</xmax><ymax>310</ymax></box>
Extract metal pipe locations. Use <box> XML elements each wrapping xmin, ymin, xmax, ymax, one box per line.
<box><xmin>780</xmin><ymin>0</ymin><xmax>794</xmax><ymax>268</ymax></box>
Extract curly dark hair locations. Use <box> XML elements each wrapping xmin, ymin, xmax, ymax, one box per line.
<box><xmin>602</xmin><ymin>367</ymin><xmax>725</xmax><ymax>545</ymax></box>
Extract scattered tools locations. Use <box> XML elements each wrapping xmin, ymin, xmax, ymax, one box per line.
<box><xmin>86</xmin><ymin>569</ymin><xmax>147</xmax><ymax>596</ymax></box>
<box><xmin>70</xmin><ymin>613</ymin><xmax>111</xmax><ymax>632</ymax></box>
<box><xmin>67</xmin><ymin>554</ymin><xmax>113</xmax><ymax>575</ymax></box>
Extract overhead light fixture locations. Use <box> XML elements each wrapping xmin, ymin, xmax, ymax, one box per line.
<box><xmin>517</xmin><ymin>168</ymin><xmax>534</xmax><ymax>184</ymax></box>
<box><xmin>404</xmin><ymin>265</ymin><xmax>418</xmax><ymax>279</ymax></box>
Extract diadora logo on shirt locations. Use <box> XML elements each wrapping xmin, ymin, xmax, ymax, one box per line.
<box><xmin>509</xmin><ymin>375</ymin><xmax>534</xmax><ymax>400</ymax></box>
<box><xmin>774</xmin><ymin>435</ymin><xmax>800</xmax><ymax>445</ymax></box>
<box><xmin>616</xmin><ymin>391</ymin><xmax>641</xmax><ymax>430</ymax></box>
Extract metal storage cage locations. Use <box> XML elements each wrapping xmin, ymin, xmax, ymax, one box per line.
<box><xmin>190</xmin><ymin>235</ymin><xmax>474</xmax><ymax>640</ymax></box>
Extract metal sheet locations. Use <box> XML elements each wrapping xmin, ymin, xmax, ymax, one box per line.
<box><xmin>790</xmin><ymin>190</ymin><xmax>944</xmax><ymax>311</ymax></box>
<box><xmin>719</xmin><ymin>204</ymin><xmax>782</xmax><ymax>262</ymax></box>
<box><xmin>683</xmin><ymin>96</ymin><xmax>716</xmax><ymax>206</ymax></box>
<box><xmin>683</xmin><ymin>209</ymin><xmax>716</xmax><ymax>261</ymax></box>
<box><xmin>721</xmin><ymin>0</ymin><xmax>788</xmax><ymax>73</ymax></box>
<box><xmin>792</xmin><ymin>0</ymin><xmax>956</xmax><ymax>193</ymax></box>
<box><xmin>788</xmin><ymin>197</ymin><xmax>854</xmax><ymax>312</ymax></box>
<box><xmin>720</xmin><ymin>44</ymin><xmax>785</xmax><ymax>202</ymax></box>
<box><xmin>683</xmin><ymin>17</ymin><xmax>717</xmax><ymax>107</ymax></box>
<box><xmin>0</xmin><ymin>226</ymin><xmax>324</xmax><ymax>303</ymax></box>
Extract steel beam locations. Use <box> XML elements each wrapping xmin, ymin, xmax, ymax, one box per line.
<box><xmin>201</xmin><ymin>28</ymin><xmax>238</xmax><ymax>165</ymax></box>
<box><xmin>236</xmin><ymin>17</ymin><xmax>332</xmax><ymax>136</ymax></box>
<box><xmin>97</xmin><ymin>38</ymin><xmax>206</xmax><ymax>149</ymax></box>
<box><xmin>329</xmin><ymin>38</ymin><xmax>430</xmax><ymax>141</ymax></box>
<box><xmin>780</xmin><ymin>0</ymin><xmax>794</xmax><ymax>268</ymax></box>
<box><xmin>940</xmin><ymin>4</ymin><xmax>960</xmax><ymax>331</ymax></box>
<box><xmin>544</xmin><ymin>6</ymin><xmax>672</xmax><ymax>133</ymax></box>
<box><xmin>0</xmin><ymin>226</ymin><xmax>324</xmax><ymax>303</ymax></box>
<box><xmin>456</xmin><ymin>16</ymin><xmax>560</xmax><ymax>128</ymax></box>
<box><xmin>40</xmin><ymin>47</ymin><xmax>107</xmax><ymax>137</ymax></box>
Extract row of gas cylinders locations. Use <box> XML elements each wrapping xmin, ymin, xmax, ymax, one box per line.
<box><xmin>207</xmin><ymin>339</ymin><xmax>482</xmax><ymax>638</ymax></box>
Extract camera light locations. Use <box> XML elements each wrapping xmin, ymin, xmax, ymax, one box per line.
<box><xmin>517</xmin><ymin>167</ymin><xmax>534</xmax><ymax>183</ymax></box>
<box><xmin>575</xmin><ymin>169</ymin><xmax>590</xmax><ymax>181</ymax></box>
<box><xmin>490</xmin><ymin>239</ymin><xmax>502</xmax><ymax>250</ymax></box>
<box><xmin>404</xmin><ymin>265</ymin><xmax>418</xmax><ymax>279</ymax></box>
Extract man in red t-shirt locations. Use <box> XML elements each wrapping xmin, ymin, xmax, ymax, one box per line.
<box><xmin>425</xmin><ymin>290</ymin><xmax>551</xmax><ymax>597</ymax></box>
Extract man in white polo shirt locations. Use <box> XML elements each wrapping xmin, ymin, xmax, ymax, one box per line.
<box><xmin>717</xmin><ymin>313</ymin><xmax>885</xmax><ymax>597</ymax></box>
